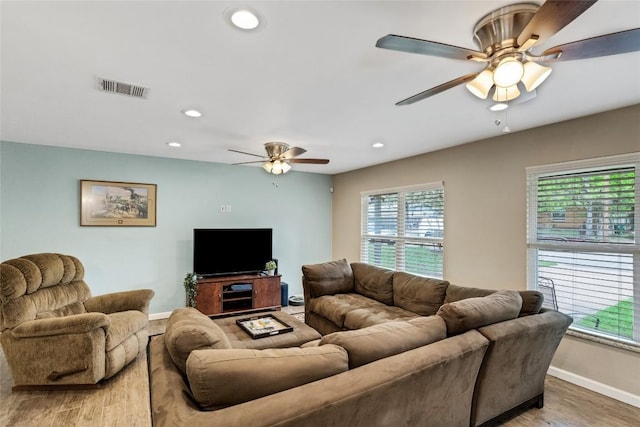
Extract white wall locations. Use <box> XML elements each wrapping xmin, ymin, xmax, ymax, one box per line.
<box><xmin>0</xmin><ymin>141</ymin><xmax>333</xmax><ymax>314</ymax></box>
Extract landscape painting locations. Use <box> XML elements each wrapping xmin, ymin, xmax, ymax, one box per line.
<box><xmin>80</xmin><ymin>180</ymin><xmax>157</xmax><ymax>226</ymax></box>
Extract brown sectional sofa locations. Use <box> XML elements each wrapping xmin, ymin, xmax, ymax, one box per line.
<box><xmin>148</xmin><ymin>259</ymin><xmax>572</xmax><ymax>427</ymax></box>
<box><xmin>302</xmin><ymin>259</ymin><xmax>573</xmax><ymax>426</ymax></box>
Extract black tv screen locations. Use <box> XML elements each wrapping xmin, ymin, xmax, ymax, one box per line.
<box><xmin>193</xmin><ymin>228</ymin><xmax>273</xmax><ymax>276</ymax></box>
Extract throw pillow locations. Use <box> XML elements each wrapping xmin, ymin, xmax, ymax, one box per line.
<box><xmin>444</xmin><ymin>284</ymin><xmax>543</xmax><ymax>316</ymax></box>
<box><xmin>164</xmin><ymin>307</ymin><xmax>231</xmax><ymax>373</ymax></box>
<box><xmin>186</xmin><ymin>345</ymin><xmax>348</xmax><ymax>410</ymax></box>
<box><xmin>320</xmin><ymin>316</ymin><xmax>447</xmax><ymax>368</ymax></box>
<box><xmin>437</xmin><ymin>290</ymin><xmax>522</xmax><ymax>336</ymax></box>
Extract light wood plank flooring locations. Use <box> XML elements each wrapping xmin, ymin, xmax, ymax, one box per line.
<box><xmin>1</xmin><ymin>317</ymin><xmax>638</xmax><ymax>426</ymax></box>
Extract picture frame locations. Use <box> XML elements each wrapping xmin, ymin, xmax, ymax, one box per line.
<box><xmin>80</xmin><ymin>180</ymin><xmax>157</xmax><ymax>226</ymax></box>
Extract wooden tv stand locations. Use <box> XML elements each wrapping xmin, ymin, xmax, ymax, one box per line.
<box><xmin>194</xmin><ymin>274</ymin><xmax>281</xmax><ymax>316</ymax></box>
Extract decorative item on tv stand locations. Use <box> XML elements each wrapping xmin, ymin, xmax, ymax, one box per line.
<box><xmin>265</xmin><ymin>260</ymin><xmax>277</xmax><ymax>276</ymax></box>
<box><xmin>184</xmin><ymin>272</ymin><xmax>198</xmax><ymax>308</ymax></box>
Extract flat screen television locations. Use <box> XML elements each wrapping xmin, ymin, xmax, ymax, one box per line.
<box><xmin>193</xmin><ymin>228</ymin><xmax>273</xmax><ymax>277</ymax></box>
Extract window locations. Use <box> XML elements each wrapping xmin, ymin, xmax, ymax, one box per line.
<box><xmin>361</xmin><ymin>183</ymin><xmax>444</xmax><ymax>278</ymax></box>
<box><xmin>527</xmin><ymin>153</ymin><xmax>639</xmax><ymax>350</ymax></box>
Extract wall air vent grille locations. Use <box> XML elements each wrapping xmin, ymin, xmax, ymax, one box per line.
<box><xmin>97</xmin><ymin>77</ymin><xmax>149</xmax><ymax>99</ymax></box>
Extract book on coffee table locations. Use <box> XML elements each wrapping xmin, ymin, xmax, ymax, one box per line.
<box><xmin>236</xmin><ymin>314</ymin><xmax>294</xmax><ymax>339</ymax></box>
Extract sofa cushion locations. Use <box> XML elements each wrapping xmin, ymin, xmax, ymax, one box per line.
<box><xmin>164</xmin><ymin>308</ymin><xmax>231</xmax><ymax>373</ymax></box>
<box><xmin>445</xmin><ymin>284</ymin><xmax>543</xmax><ymax>316</ymax></box>
<box><xmin>302</xmin><ymin>259</ymin><xmax>354</xmax><ymax>298</ymax></box>
<box><xmin>308</xmin><ymin>293</ymin><xmax>388</xmax><ymax>328</ymax></box>
<box><xmin>320</xmin><ymin>316</ymin><xmax>446</xmax><ymax>368</ymax></box>
<box><xmin>351</xmin><ymin>262</ymin><xmax>394</xmax><ymax>305</ymax></box>
<box><xmin>437</xmin><ymin>290</ymin><xmax>523</xmax><ymax>336</ymax></box>
<box><xmin>186</xmin><ymin>345</ymin><xmax>348</xmax><ymax>410</ymax></box>
<box><xmin>393</xmin><ymin>272</ymin><xmax>449</xmax><ymax>315</ymax></box>
<box><xmin>518</xmin><ymin>290</ymin><xmax>545</xmax><ymax>316</ymax></box>
<box><xmin>343</xmin><ymin>306</ymin><xmax>419</xmax><ymax>329</ymax></box>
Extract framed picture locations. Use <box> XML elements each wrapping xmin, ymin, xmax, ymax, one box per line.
<box><xmin>80</xmin><ymin>180</ymin><xmax>157</xmax><ymax>226</ymax></box>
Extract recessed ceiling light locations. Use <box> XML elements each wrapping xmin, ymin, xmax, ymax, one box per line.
<box><xmin>182</xmin><ymin>109</ymin><xmax>202</xmax><ymax>118</ymax></box>
<box><xmin>167</xmin><ymin>141</ymin><xmax>182</xmax><ymax>148</ymax></box>
<box><xmin>372</xmin><ymin>142</ymin><xmax>385</xmax><ymax>148</ymax></box>
<box><xmin>230</xmin><ymin>9</ymin><xmax>260</xmax><ymax>30</ymax></box>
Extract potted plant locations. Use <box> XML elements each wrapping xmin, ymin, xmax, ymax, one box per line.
<box><xmin>265</xmin><ymin>260</ymin><xmax>277</xmax><ymax>275</ymax></box>
<box><xmin>184</xmin><ymin>273</ymin><xmax>198</xmax><ymax>307</ymax></box>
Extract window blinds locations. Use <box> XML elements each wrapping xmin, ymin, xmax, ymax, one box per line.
<box><xmin>527</xmin><ymin>154</ymin><xmax>639</xmax><ymax>348</ymax></box>
<box><xmin>361</xmin><ymin>183</ymin><xmax>444</xmax><ymax>278</ymax></box>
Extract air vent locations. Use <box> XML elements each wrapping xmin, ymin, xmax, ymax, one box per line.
<box><xmin>97</xmin><ymin>77</ymin><xmax>149</xmax><ymax>99</ymax></box>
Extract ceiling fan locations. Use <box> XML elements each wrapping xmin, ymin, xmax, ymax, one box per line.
<box><xmin>376</xmin><ymin>0</ymin><xmax>640</xmax><ymax>107</ymax></box>
<box><xmin>229</xmin><ymin>142</ymin><xmax>329</xmax><ymax>175</ymax></box>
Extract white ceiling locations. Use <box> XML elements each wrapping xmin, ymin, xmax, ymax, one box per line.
<box><xmin>1</xmin><ymin>0</ymin><xmax>639</xmax><ymax>175</ymax></box>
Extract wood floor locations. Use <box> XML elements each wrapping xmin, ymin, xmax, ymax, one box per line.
<box><xmin>1</xmin><ymin>318</ymin><xmax>638</xmax><ymax>427</ymax></box>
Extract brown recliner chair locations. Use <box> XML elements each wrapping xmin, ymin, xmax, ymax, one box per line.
<box><xmin>0</xmin><ymin>253</ymin><xmax>154</xmax><ymax>390</ymax></box>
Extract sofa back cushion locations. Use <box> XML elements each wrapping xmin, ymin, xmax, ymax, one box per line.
<box><xmin>164</xmin><ymin>307</ymin><xmax>231</xmax><ymax>373</ymax></box>
<box><xmin>186</xmin><ymin>345</ymin><xmax>348</xmax><ymax>410</ymax></box>
<box><xmin>0</xmin><ymin>254</ymin><xmax>90</xmax><ymax>330</ymax></box>
<box><xmin>444</xmin><ymin>284</ymin><xmax>543</xmax><ymax>317</ymax></box>
<box><xmin>319</xmin><ymin>316</ymin><xmax>446</xmax><ymax>368</ymax></box>
<box><xmin>351</xmin><ymin>262</ymin><xmax>394</xmax><ymax>305</ymax></box>
<box><xmin>437</xmin><ymin>290</ymin><xmax>523</xmax><ymax>336</ymax></box>
<box><xmin>302</xmin><ymin>259</ymin><xmax>354</xmax><ymax>298</ymax></box>
<box><xmin>393</xmin><ymin>272</ymin><xmax>449</xmax><ymax>315</ymax></box>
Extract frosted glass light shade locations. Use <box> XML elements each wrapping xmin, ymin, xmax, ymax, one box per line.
<box><xmin>263</xmin><ymin>160</ymin><xmax>291</xmax><ymax>175</ymax></box>
<box><xmin>522</xmin><ymin>62</ymin><xmax>552</xmax><ymax>92</ymax></box>
<box><xmin>493</xmin><ymin>85</ymin><xmax>520</xmax><ymax>102</ymax></box>
<box><xmin>466</xmin><ymin>69</ymin><xmax>494</xmax><ymax>99</ymax></box>
<box><xmin>493</xmin><ymin>57</ymin><xmax>524</xmax><ymax>88</ymax></box>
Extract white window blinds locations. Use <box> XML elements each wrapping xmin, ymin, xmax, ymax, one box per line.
<box><xmin>361</xmin><ymin>183</ymin><xmax>444</xmax><ymax>278</ymax></box>
<box><xmin>527</xmin><ymin>153</ymin><xmax>639</xmax><ymax>349</ymax></box>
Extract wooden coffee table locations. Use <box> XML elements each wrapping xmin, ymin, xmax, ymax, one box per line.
<box><xmin>211</xmin><ymin>311</ymin><xmax>321</xmax><ymax>349</ymax></box>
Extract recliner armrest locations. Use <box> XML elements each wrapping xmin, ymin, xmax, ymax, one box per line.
<box><xmin>11</xmin><ymin>312</ymin><xmax>111</xmax><ymax>338</ymax></box>
<box><xmin>84</xmin><ymin>289</ymin><xmax>155</xmax><ymax>314</ymax></box>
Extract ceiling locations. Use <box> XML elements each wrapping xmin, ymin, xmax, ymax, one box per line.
<box><xmin>1</xmin><ymin>1</ymin><xmax>639</xmax><ymax>175</ymax></box>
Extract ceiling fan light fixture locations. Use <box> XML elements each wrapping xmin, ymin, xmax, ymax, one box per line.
<box><xmin>263</xmin><ymin>160</ymin><xmax>291</xmax><ymax>175</ymax></box>
<box><xmin>521</xmin><ymin>61</ymin><xmax>552</xmax><ymax>92</ymax></box>
<box><xmin>466</xmin><ymin>69</ymin><xmax>494</xmax><ymax>99</ymax></box>
<box><xmin>493</xmin><ymin>57</ymin><xmax>524</xmax><ymax>88</ymax></box>
<box><xmin>493</xmin><ymin>85</ymin><xmax>520</xmax><ymax>102</ymax></box>
<box><xmin>489</xmin><ymin>103</ymin><xmax>509</xmax><ymax>112</ymax></box>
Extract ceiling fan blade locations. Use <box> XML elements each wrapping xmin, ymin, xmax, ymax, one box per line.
<box><xmin>396</xmin><ymin>72</ymin><xmax>478</xmax><ymax>106</ymax></box>
<box><xmin>539</xmin><ymin>28</ymin><xmax>640</xmax><ymax>62</ymax></box>
<box><xmin>376</xmin><ymin>34</ymin><xmax>486</xmax><ymax>61</ymax></box>
<box><xmin>281</xmin><ymin>146</ymin><xmax>307</xmax><ymax>159</ymax></box>
<box><xmin>231</xmin><ymin>160</ymin><xmax>265</xmax><ymax>165</ymax></box>
<box><xmin>287</xmin><ymin>158</ymin><xmax>330</xmax><ymax>164</ymax></box>
<box><xmin>517</xmin><ymin>0</ymin><xmax>597</xmax><ymax>48</ymax></box>
<box><xmin>228</xmin><ymin>149</ymin><xmax>266</xmax><ymax>159</ymax></box>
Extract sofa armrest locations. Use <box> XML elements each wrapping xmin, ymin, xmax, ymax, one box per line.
<box><xmin>470</xmin><ymin>310</ymin><xmax>572</xmax><ymax>426</ymax></box>
<box><xmin>11</xmin><ymin>313</ymin><xmax>111</xmax><ymax>338</ymax></box>
<box><xmin>84</xmin><ymin>289</ymin><xmax>154</xmax><ymax>314</ymax></box>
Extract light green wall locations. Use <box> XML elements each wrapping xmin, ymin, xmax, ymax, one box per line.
<box><xmin>0</xmin><ymin>141</ymin><xmax>333</xmax><ymax>314</ymax></box>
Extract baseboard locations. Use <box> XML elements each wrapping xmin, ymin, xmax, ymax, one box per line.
<box><xmin>149</xmin><ymin>312</ymin><xmax>171</xmax><ymax>320</ymax></box>
<box><xmin>547</xmin><ymin>366</ymin><xmax>640</xmax><ymax>408</ymax></box>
